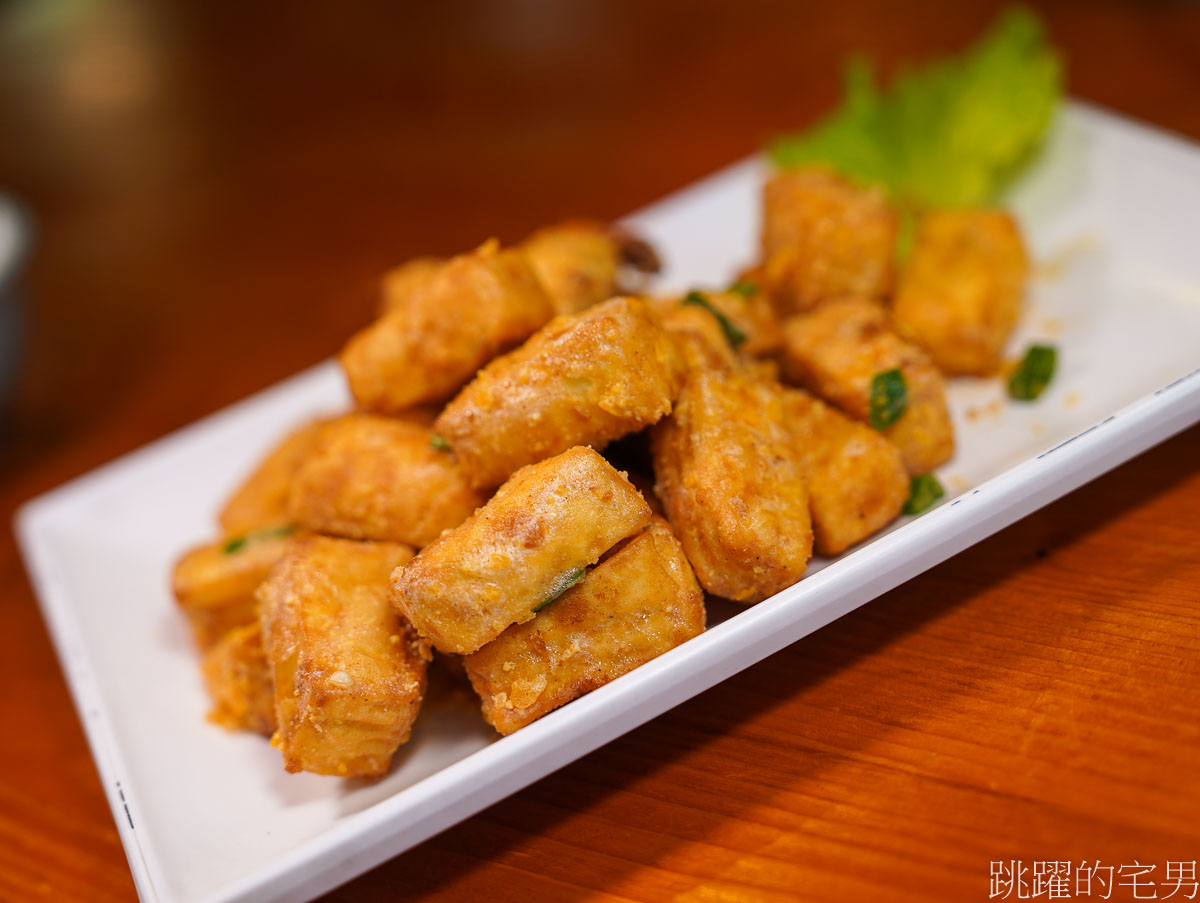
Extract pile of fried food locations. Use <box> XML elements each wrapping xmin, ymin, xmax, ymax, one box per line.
<box><xmin>173</xmin><ymin>166</ymin><xmax>1029</xmax><ymax>779</ymax></box>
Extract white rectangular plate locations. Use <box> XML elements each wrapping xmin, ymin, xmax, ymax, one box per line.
<box><xmin>16</xmin><ymin>102</ymin><xmax>1200</xmax><ymax>903</ymax></box>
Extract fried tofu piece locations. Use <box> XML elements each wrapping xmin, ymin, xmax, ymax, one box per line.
<box><xmin>522</xmin><ymin>220</ymin><xmax>661</xmax><ymax>315</ymax></box>
<box><xmin>652</xmin><ymin>286</ymin><xmax>781</xmax><ymax>371</ymax></box>
<box><xmin>464</xmin><ymin>517</ymin><xmax>704</xmax><ymax>734</ymax></box>
<box><xmin>761</xmin><ymin>168</ymin><xmax>897</xmax><ymax>314</ymax></box>
<box><xmin>379</xmin><ymin>256</ymin><xmax>445</xmax><ymax>315</ymax></box>
<box><xmin>656</xmin><ymin>301</ymin><xmax>742</xmax><ymax>373</ymax></box>
<box><xmin>289</xmin><ymin>413</ymin><xmax>485</xmax><ymax>547</ymax></box>
<box><xmin>218</xmin><ymin>419</ymin><xmax>331</xmax><ymax>535</ymax></box>
<box><xmin>172</xmin><ymin>529</ymin><xmax>296</xmax><ymax>648</ymax></box>
<box><xmin>651</xmin><ymin>372</ymin><xmax>813</xmax><ymax>603</ymax></box>
<box><xmin>341</xmin><ymin>240</ymin><xmax>555</xmax><ymax>412</ymax></box>
<box><xmin>781</xmin><ymin>297</ymin><xmax>954</xmax><ymax>475</ymax></box>
<box><xmin>696</xmin><ymin>287</ymin><xmax>783</xmax><ymax>359</ymax></box>
<box><xmin>382</xmin><ymin>224</ymin><xmax>659</xmax><ymax>319</ymax></box>
<box><xmin>782</xmin><ymin>388</ymin><xmax>909</xmax><ymax>556</ymax></box>
<box><xmin>434</xmin><ymin>297</ymin><xmax>685</xmax><ymax>490</ymax></box>
<box><xmin>202</xmin><ymin>622</ymin><xmax>276</xmax><ymax>736</ymax></box>
<box><xmin>520</xmin><ymin>220</ymin><xmax>621</xmax><ymax>315</ymax></box>
<box><xmin>258</xmin><ymin>536</ymin><xmax>425</xmax><ymax>777</ymax></box>
<box><xmin>393</xmin><ymin>446</ymin><xmax>652</xmax><ymax>654</ymax></box>
<box><xmin>892</xmin><ymin>209</ymin><xmax>1030</xmax><ymax>376</ymax></box>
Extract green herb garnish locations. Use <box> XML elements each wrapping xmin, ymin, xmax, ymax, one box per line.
<box><xmin>768</xmin><ymin>8</ymin><xmax>1062</xmax><ymax>210</ymax></box>
<box><xmin>533</xmin><ymin>567</ymin><xmax>586</xmax><ymax>612</ymax></box>
<box><xmin>429</xmin><ymin>434</ymin><xmax>452</xmax><ymax>452</ymax></box>
<box><xmin>221</xmin><ymin>524</ymin><xmax>296</xmax><ymax>555</ymax></box>
<box><xmin>728</xmin><ymin>280</ymin><xmax>759</xmax><ymax>298</ymax></box>
<box><xmin>1008</xmin><ymin>344</ymin><xmax>1057</xmax><ymax>401</ymax></box>
<box><xmin>903</xmin><ymin>474</ymin><xmax>945</xmax><ymax>515</ymax></box>
<box><xmin>868</xmin><ymin>368</ymin><xmax>908</xmax><ymax>430</ymax></box>
<box><xmin>682</xmin><ymin>290</ymin><xmax>747</xmax><ymax>349</ymax></box>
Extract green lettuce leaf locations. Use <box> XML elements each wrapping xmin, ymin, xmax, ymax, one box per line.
<box><xmin>768</xmin><ymin>7</ymin><xmax>1063</xmax><ymax>210</ymax></box>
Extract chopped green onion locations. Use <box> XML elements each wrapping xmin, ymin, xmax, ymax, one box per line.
<box><xmin>533</xmin><ymin>567</ymin><xmax>586</xmax><ymax>612</ymax></box>
<box><xmin>221</xmin><ymin>524</ymin><xmax>296</xmax><ymax>555</ymax></box>
<box><xmin>429</xmin><ymin>434</ymin><xmax>452</xmax><ymax>452</ymax></box>
<box><xmin>682</xmin><ymin>290</ymin><xmax>747</xmax><ymax>349</ymax></box>
<box><xmin>903</xmin><ymin>474</ymin><xmax>945</xmax><ymax>515</ymax></box>
<box><xmin>868</xmin><ymin>368</ymin><xmax>908</xmax><ymax>430</ymax></box>
<box><xmin>1007</xmin><ymin>344</ymin><xmax>1057</xmax><ymax>401</ymax></box>
<box><xmin>222</xmin><ymin>536</ymin><xmax>247</xmax><ymax>555</ymax></box>
<box><xmin>728</xmin><ymin>280</ymin><xmax>759</xmax><ymax>298</ymax></box>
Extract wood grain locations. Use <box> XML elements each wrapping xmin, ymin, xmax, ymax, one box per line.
<box><xmin>1</xmin><ymin>2</ymin><xmax>1198</xmax><ymax>901</ymax></box>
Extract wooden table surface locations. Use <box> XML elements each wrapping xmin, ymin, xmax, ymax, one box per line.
<box><xmin>2</xmin><ymin>1</ymin><xmax>1198</xmax><ymax>901</ymax></box>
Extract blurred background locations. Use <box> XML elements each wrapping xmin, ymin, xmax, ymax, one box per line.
<box><xmin>2</xmin><ymin>2</ymin><xmax>1199</xmax><ymax>901</ymax></box>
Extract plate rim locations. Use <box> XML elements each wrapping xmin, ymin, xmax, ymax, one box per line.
<box><xmin>15</xmin><ymin>99</ymin><xmax>1200</xmax><ymax>903</ymax></box>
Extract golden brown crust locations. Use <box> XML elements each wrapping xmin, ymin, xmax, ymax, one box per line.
<box><xmin>340</xmin><ymin>240</ymin><xmax>555</xmax><ymax>412</ymax></box>
<box><xmin>520</xmin><ymin>220</ymin><xmax>623</xmax><ymax>315</ymax></box>
<box><xmin>288</xmin><ymin>413</ymin><xmax>485</xmax><ymax>547</ymax></box>
<box><xmin>667</xmin><ymin>311</ymin><xmax>741</xmax><ymax>373</ymax></box>
<box><xmin>172</xmin><ymin>530</ymin><xmax>296</xmax><ymax>649</ymax></box>
<box><xmin>651</xmin><ymin>371</ymin><xmax>813</xmax><ymax>603</ymax></box>
<box><xmin>652</xmin><ymin>298</ymin><xmax>743</xmax><ymax>374</ymax></box>
<box><xmin>464</xmin><ymin>517</ymin><xmax>705</xmax><ymax>735</ymax></box>
<box><xmin>392</xmin><ymin>446</ymin><xmax>653</xmax><ymax>654</ymax></box>
<box><xmin>703</xmin><ymin>288</ymin><xmax>784</xmax><ymax>360</ymax></box>
<box><xmin>202</xmin><ymin>622</ymin><xmax>276</xmax><ymax>736</ymax></box>
<box><xmin>435</xmin><ymin>297</ymin><xmax>685</xmax><ymax>490</ymax></box>
<box><xmin>218</xmin><ymin>419</ymin><xmax>332</xmax><ymax>535</ymax></box>
<box><xmin>653</xmin><ymin>288</ymin><xmax>782</xmax><ymax>368</ymax></box>
<box><xmin>761</xmin><ymin>167</ymin><xmax>897</xmax><ymax>315</ymax></box>
<box><xmin>727</xmin><ymin>287</ymin><xmax>783</xmax><ymax>359</ymax></box>
<box><xmin>782</xmin><ymin>388</ymin><xmax>909</xmax><ymax>556</ymax></box>
<box><xmin>781</xmin><ymin>297</ymin><xmax>954</xmax><ymax>475</ymax></box>
<box><xmin>257</xmin><ymin>535</ymin><xmax>424</xmax><ymax>778</ymax></box>
<box><xmin>892</xmin><ymin>209</ymin><xmax>1030</xmax><ymax>376</ymax></box>
<box><xmin>378</xmin><ymin>256</ymin><xmax>446</xmax><ymax>316</ymax></box>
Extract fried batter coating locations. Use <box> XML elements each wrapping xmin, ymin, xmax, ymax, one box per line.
<box><xmin>761</xmin><ymin>167</ymin><xmax>897</xmax><ymax>315</ymax></box>
<box><xmin>655</xmin><ymin>301</ymin><xmax>741</xmax><ymax>373</ymax></box>
<box><xmin>172</xmin><ymin>529</ymin><xmax>296</xmax><ymax>648</ymax></box>
<box><xmin>652</xmin><ymin>286</ymin><xmax>781</xmax><ymax>371</ymax></box>
<box><xmin>379</xmin><ymin>256</ymin><xmax>445</xmax><ymax>315</ymax></box>
<box><xmin>520</xmin><ymin>220</ymin><xmax>622</xmax><ymax>315</ymax></box>
<box><xmin>258</xmin><ymin>536</ymin><xmax>425</xmax><ymax>777</ymax></box>
<box><xmin>434</xmin><ymin>297</ymin><xmax>685</xmax><ymax>490</ymax></box>
<box><xmin>340</xmin><ymin>240</ymin><xmax>555</xmax><ymax>412</ymax></box>
<box><xmin>392</xmin><ymin>446</ymin><xmax>652</xmax><ymax>654</ymax></box>
<box><xmin>202</xmin><ymin>622</ymin><xmax>276</xmax><ymax>736</ymax></box>
<box><xmin>218</xmin><ymin>419</ymin><xmax>331</xmax><ymax>535</ymax></box>
<box><xmin>892</xmin><ymin>209</ymin><xmax>1030</xmax><ymax>376</ymax></box>
<box><xmin>289</xmin><ymin>413</ymin><xmax>485</xmax><ymax>547</ymax></box>
<box><xmin>651</xmin><ymin>372</ymin><xmax>813</xmax><ymax>603</ymax></box>
<box><xmin>464</xmin><ymin>517</ymin><xmax>704</xmax><ymax>735</ymax></box>
<box><xmin>781</xmin><ymin>297</ymin><xmax>954</xmax><ymax>475</ymax></box>
<box><xmin>522</xmin><ymin>220</ymin><xmax>662</xmax><ymax>315</ymax></box>
<box><xmin>697</xmin><ymin>288</ymin><xmax>783</xmax><ymax>359</ymax></box>
<box><xmin>782</xmin><ymin>388</ymin><xmax>909</xmax><ymax>556</ymax></box>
